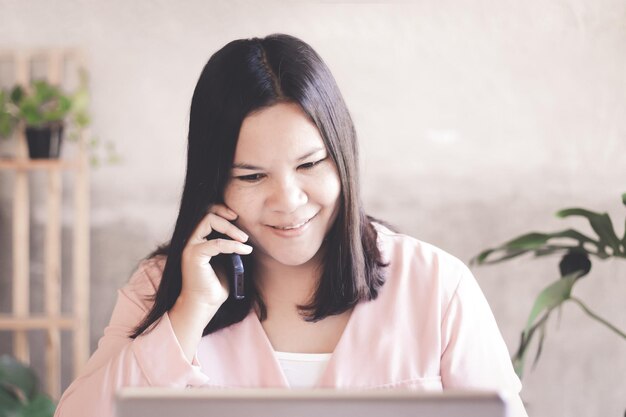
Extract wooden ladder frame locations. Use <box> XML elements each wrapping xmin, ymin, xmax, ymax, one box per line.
<box><xmin>0</xmin><ymin>48</ymin><xmax>90</xmax><ymax>400</ymax></box>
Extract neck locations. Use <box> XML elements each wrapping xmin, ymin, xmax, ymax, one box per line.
<box><xmin>253</xmin><ymin>252</ymin><xmax>324</xmax><ymax>316</ymax></box>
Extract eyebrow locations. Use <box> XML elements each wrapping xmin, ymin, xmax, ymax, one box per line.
<box><xmin>232</xmin><ymin>147</ymin><xmax>326</xmax><ymax>170</ymax></box>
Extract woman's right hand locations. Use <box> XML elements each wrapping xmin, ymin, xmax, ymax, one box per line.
<box><xmin>180</xmin><ymin>204</ymin><xmax>252</xmax><ymax>309</ymax></box>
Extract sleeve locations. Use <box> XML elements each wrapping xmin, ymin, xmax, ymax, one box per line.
<box><xmin>440</xmin><ymin>263</ymin><xmax>529</xmax><ymax>417</ymax></box>
<box><xmin>54</xmin><ymin>258</ymin><xmax>210</xmax><ymax>417</ymax></box>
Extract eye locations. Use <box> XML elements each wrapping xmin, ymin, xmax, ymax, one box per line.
<box><xmin>298</xmin><ymin>157</ymin><xmax>327</xmax><ymax>170</ymax></box>
<box><xmin>236</xmin><ymin>173</ymin><xmax>265</xmax><ymax>182</ymax></box>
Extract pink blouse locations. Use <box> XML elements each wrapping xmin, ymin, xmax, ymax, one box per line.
<box><xmin>54</xmin><ymin>224</ymin><xmax>527</xmax><ymax>416</ymax></box>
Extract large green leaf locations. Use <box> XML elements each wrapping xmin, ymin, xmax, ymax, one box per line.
<box><xmin>0</xmin><ymin>386</ymin><xmax>22</xmax><ymax>417</ymax></box>
<box><xmin>556</xmin><ymin>208</ymin><xmax>623</xmax><ymax>255</ymax></box>
<box><xmin>523</xmin><ymin>272</ymin><xmax>580</xmax><ymax>332</ymax></box>
<box><xmin>20</xmin><ymin>394</ymin><xmax>56</xmax><ymax>417</ymax></box>
<box><xmin>503</xmin><ymin>233</ymin><xmax>551</xmax><ymax>250</ymax></box>
<box><xmin>471</xmin><ymin>228</ymin><xmax>599</xmax><ymax>265</ymax></box>
<box><xmin>513</xmin><ymin>312</ymin><xmax>549</xmax><ymax>378</ymax></box>
<box><xmin>0</xmin><ymin>356</ymin><xmax>37</xmax><ymax>401</ymax></box>
<box><xmin>512</xmin><ymin>271</ymin><xmax>583</xmax><ymax>378</ymax></box>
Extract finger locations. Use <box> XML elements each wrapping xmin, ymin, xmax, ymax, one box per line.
<box><xmin>207</xmin><ymin>213</ymin><xmax>249</xmax><ymax>242</ymax></box>
<box><xmin>209</xmin><ymin>204</ymin><xmax>238</xmax><ymax>221</ymax></box>
<box><xmin>188</xmin><ymin>212</ymin><xmax>247</xmax><ymax>246</ymax></box>
<box><xmin>195</xmin><ymin>239</ymin><xmax>253</xmax><ymax>259</ymax></box>
<box><xmin>188</xmin><ymin>210</ymin><xmax>215</xmax><ymax>246</ymax></box>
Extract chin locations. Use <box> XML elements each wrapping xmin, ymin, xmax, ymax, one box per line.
<box><xmin>269</xmin><ymin>248</ymin><xmax>320</xmax><ymax>267</ymax></box>
<box><xmin>255</xmin><ymin>241</ymin><xmax>323</xmax><ymax>267</ymax></box>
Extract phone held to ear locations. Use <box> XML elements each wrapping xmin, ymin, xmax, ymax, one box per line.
<box><xmin>229</xmin><ymin>251</ymin><xmax>245</xmax><ymax>300</ymax></box>
<box><xmin>204</xmin><ymin>231</ymin><xmax>246</xmax><ymax>300</ymax></box>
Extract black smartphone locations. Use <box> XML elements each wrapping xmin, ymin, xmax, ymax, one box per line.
<box><xmin>204</xmin><ymin>231</ymin><xmax>246</xmax><ymax>300</ymax></box>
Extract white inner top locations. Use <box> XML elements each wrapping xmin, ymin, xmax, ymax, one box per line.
<box><xmin>274</xmin><ymin>351</ymin><xmax>333</xmax><ymax>388</ymax></box>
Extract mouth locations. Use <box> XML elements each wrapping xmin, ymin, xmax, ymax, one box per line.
<box><xmin>269</xmin><ymin>215</ymin><xmax>315</xmax><ymax>230</ymax></box>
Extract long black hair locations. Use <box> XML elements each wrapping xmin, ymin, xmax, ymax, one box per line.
<box><xmin>131</xmin><ymin>34</ymin><xmax>388</xmax><ymax>338</ymax></box>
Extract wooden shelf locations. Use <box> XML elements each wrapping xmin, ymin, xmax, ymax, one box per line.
<box><xmin>0</xmin><ymin>48</ymin><xmax>90</xmax><ymax>400</ymax></box>
<box><xmin>0</xmin><ymin>157</ymin><xmax>81</xmax><ymax>171</ymax></box>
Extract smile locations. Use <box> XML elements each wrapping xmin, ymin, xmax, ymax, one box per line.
<box><xmin>270</xmin><ymin>217</ymin><xmax>312</xmax><ymax>230</ymax></box>
<box><xmin>266</xmin><ymin>213</ymin><xmax>317</xmax><ymax>237</ymax></box>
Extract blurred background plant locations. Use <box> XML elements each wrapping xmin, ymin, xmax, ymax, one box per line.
<box><xmin>0</xmin><ymin>70</ymin><xmax>121</xmax><ymax>167</ymax></box>
<box><xmin>0</xmin><ymin>355</ymin><xmax>55</xmax><ymax>417</ymax></box>
<box><xmin>471</xmin><ymin>193</ymin><xmax>626</xmax><ymax>378</ymax></box>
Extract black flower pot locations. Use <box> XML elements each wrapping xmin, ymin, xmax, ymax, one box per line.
<box><xmin>25</xmin><ymin>124</ymin><xmax>64</xmax><ymax>159</ymax></box>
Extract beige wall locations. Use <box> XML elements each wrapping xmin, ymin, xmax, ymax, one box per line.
<box><xmin>0</xmin><ymin>1</ymin><xmax>625</xmax><ymax>416</ymax></box>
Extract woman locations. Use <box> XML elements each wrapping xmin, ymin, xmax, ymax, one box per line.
<box><xmin>55</xmin><ymin>34</ymin><xmax>527</xmax><ymax>417</ymax></box>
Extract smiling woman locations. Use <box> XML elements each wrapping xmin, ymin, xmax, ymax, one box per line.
<box><xmin>53</xmin><ymin>34</ymin><xmax>527</xmax><ymax>417</ymax></box>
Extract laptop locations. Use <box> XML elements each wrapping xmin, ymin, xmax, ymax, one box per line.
<box><xmin>115</xmin><ymin>387</ymin><xmax>510</xmax><ymax>417</ymax></box>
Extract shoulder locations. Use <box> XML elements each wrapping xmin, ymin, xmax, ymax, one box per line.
<box><xmin>123</xmin><ymin>254</ymin><xmax>168</xmax><ymax>299</ymax></box>
<box><xmin>371</xmin><ymin>222</ymin><xmax>472</xmax><ymax>307</ymax></box>
<box><xmin>373</xmin><ymin>222</ymin><xmax>469</xmax><ymax>280</ymax></box>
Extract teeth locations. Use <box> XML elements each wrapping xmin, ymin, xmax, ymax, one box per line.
<box><xmin>274</xmin><ymin>219</ymin><xmax>308</xmax><ymax>230</ymax></box>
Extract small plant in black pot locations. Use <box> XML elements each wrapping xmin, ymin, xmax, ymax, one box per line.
<box><xmin>10</xmin><ymin>80</ymin><xmax>71</xmax><ymax>159</ymax></box>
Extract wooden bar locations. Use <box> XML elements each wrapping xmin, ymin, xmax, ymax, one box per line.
<box><xmin>44</xmin><ymin>50</ymin><xmax>65</xmax><ymax>399</ymax></box>
<box><xmin>0</xmin><ymin>315</ymin><xmax>76</xmax><ymax>330</ymax></box>
<box><xmin>12</xmin><ymin>45</ymin><xmax>30</xmax><ymax>363</ymax></box>
<box><xmin>72</xmin><ymin>50</ymin><xmax>90</xmax><ymax>377</ymax></box>
<box><xmin>0</xmin><ymin>158</ymin><xmax>80</xmax><ymax>170</ymax></box>
<box><xmin>44</xmin><ymin>170</ymin><xmax>62</xmax><ymax>399</ymax></box>
<box><xmin>73</xmin><ymin>132</ymin><xmax>90</xmax><ymax>375</ymax></box>
<box><xmin>12</xmin><ymin>54</ymin><xmax>31</xmax><ymax>365</ymax></box>
<box><xmin>47</xmin><ymin>50</ymin><xmax>62</xmax><ymax>85</ymax></box>
<box><xmin>12</xmin><ymin>51</ymin><xmax>31</xmax><ymax>364</ymax></box>
<box><xmin>12</xmin><ymin>168</ymin><xmax>29</xmax><ymax>364</ymax></box>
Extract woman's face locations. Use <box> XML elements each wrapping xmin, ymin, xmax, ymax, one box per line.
<box><xmin>223</xmin><ymin>102</ymin><xmax>341</xmax><ymax>268</ymax></box>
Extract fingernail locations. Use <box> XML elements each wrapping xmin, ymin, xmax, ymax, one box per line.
<box><xmin>243</xmin><ymin>245</ymin><xmax>253</xmax><ymax>253</ymax></box>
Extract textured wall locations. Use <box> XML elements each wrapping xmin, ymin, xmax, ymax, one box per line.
<box><xmin>0</xmin><ymin>1</ymin><xmax>625</xmax><ymax>416</ymax></box>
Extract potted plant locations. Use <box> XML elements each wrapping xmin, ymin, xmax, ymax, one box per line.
<box><xmin>0</xmin><ymin>354</ymin><xmax>56</xmax><ymax>417</ymax></box>
<box><xmin>471</xmin><ymin>193</ymin><xmax>626</xmax><ymax>378</ymax></box>
<box><xmin>1</xmin><ymin>72</ymin><xmax>120</xmax><ymax>166</ymax></box>
<box><xmin>9</xmin><ymin>80</ymin><xmax>72</xmax><ymax>159</ymax></box>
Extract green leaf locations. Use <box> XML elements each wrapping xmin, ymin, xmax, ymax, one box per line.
<box><xmin>471</xmin><ymin>228</ymin><xmax>600</xmax><ymax>265</ymax></box>
<box><xmin>20</xmin><ymin>393</ymin><xmax>56</xmax><ymax>417</ymax></box>
<box><xmin>513</xmin><ymin>313</ymin><xmax>549</xmax><ymax>379</ymax></box>
<box><xmin>0</xmin><ymin>355</ymin><xmax>38</xmax><ymax>401</ymax></box>
<box><xmin>0</xmin><ymin>385</ymin><xmax>22</xmax><ymax>417</ymax></box>
<box><xmin>512</xmin><ymin>271</ymin><xmax>584</xmax><ymax>378</ymax></box>
<box><xmin>533</xmin><ymin>246</ymin><xmax>577</xmax><ymax>258</ymax></box>
<box><xmin>523</xmin><ymin>272</ymin><xmax>580</xmax><ymax>333</ymax></box>
<box><xmin>504</xmin><ymin>232</ymin><xmax>551</xmax><ymax>250</ymax></box>
<box><xmin>0</xmin><ymin>112</ymin><xmax>16</xmax><ymax>137</ymax></box>
<box><xmin>531</xmin><ymin>318</ymin><xmax>548</xmax><ymax>369</ymax></box>
<box><xmin>10</xmin><ymin>86</ymin><xmax>24</xmax><ymax>104</ymax></box>
<box><xmin>556</xmin><ymin>208</ymin><xmax>622</xmax><ymax>254</ymax></box>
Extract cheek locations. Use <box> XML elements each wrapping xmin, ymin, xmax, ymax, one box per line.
<box><xmin>315</xmin><ymin>169</ymin><xmax>342</xmax><ymax>209</ymax></box>
<box><xmin>223</xmin><ymin>185</ymin><xmax>259</xmax><ymax>222</ymax></box>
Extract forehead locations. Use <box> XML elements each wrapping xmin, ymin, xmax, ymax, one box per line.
<box><xmin>235</xmin><ymin>102</ymin><xmax>325</xmax><ymax>162</ymax></box>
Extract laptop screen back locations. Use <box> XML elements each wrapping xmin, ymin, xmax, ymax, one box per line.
<box><xmin>115</xmin><ymin>388</ymin><xmax>508</xmax><ymax>417</ymax></box>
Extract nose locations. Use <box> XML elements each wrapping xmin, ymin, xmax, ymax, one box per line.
<box><xmin>266</xmin><ymin>175</ymin><xmax>308</xmax><ymax>214</ymax></box>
